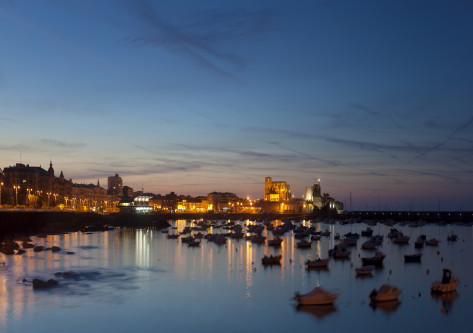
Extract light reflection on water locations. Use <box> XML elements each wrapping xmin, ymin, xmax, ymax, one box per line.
<box><xmin>0</xmin><ymin>220</ymin><xmax>472</xmax><ymax>332</ymax></box>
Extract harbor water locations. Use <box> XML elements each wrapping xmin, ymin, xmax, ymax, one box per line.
<box><xmin>0</xmin><ymin>220</ymin><xmax>471</xmax><ymax>332</ymax></box>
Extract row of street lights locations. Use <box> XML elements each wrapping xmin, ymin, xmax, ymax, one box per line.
<box><xmin>0</xmin><ymin>185</ymin><xmax>118</xmax><ymax>211</ymax></box>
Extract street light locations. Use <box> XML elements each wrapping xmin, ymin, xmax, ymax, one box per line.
<box><xmin>46</xmin><ymin>192</ymin><xmax>51</xmax><ymax>208</ymax></box>
<box><xmin>13</xmin><ymin>185</ymin><xmax>19</xmax><ymax>206</ymax></box>
<box><xmin>27</xmin><ymin>188</ymin><xmax>32</xmax><ymax>207</ymax></box>
<box><xmin>0</xmin><ymin>182</ymin><xmax>3</xmax><ymax>207</ymax></box>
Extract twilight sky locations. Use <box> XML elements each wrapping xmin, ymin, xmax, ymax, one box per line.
<box><xmin>1</xmin><ymin>0</ymin><xmax>473</xmax><ymax>210</ymax></box>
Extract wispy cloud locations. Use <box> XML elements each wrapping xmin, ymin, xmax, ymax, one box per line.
<box><xmin>0</xmin><ymin>116</ymin><xmax>16</xmax><ymax>122</ymax></box>
<box><xmin>126</xmin><ymin>0</ymin><xmax>274</xmax><ymax>80</ymax></box>
<box><xmin>408</xmin><ymin>115</ymin><xmax>473</xmax><ymax>163</ymax></box>
<box><xmin>40</xmin><ymin>139</ymin><xmax>86</xmax><ymax>149</ymax></box>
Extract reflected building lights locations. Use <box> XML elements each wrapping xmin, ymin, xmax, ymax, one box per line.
<box><xmin>245</xmin><ymin>241</ymin><xmax>253</xmax><ymax>296</ymax></box>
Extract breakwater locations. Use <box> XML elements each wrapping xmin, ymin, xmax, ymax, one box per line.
<box><xmin>342</xmin><ymin>210</ymin><xmax>473</xmax><ymax>222</ymax></box>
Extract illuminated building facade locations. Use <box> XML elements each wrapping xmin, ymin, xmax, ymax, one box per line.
<box><xmin>264</xmin><ymin>177</ymin><xmax>291</xmax><ymax>202</ymax></box>
<box><xmin>304</xmin><ymin>183</ymin><xmax>322</xmax><ymax>209</ymax></box>
<box><xmin>71</xmin><ymin>180</ymin><xmax>112</xmax><ymax>211</ymax></box>
<box><xmin>207</xmin><ymin>192</ymin><xmax>239</xmax><ymax>212</ymax></box>
<box><xmin>263</xmin><ymin>177</ymin><xmax>294</xmax><ymax>213</ymax></box>
<box><xmin>118</xmin><ymin>195</ymin><xmax>153</xmax><ymax>213</ymax></box>
<box><xmin>1</xmin><ymin>162</ymin><xmax>73</xmax><ymax>207</ymax></box>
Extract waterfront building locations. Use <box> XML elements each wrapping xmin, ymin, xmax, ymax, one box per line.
<box><xmin>177</xmin><ymin>197</ymin><xmax>209</xmax><ymax>212</ymax></box>
<box><xmin>107</xmin><ymin>173</ymin><xmax>123</xmax><ymax>196</ymax></box>
<box><xmin>118</xmin><ymin>195</ymin><xmax>153</xmax><ymax>213</ymax></box>
<box><xmin>1</xmin><ymin>162</ymin><xmax>73</xmax><ymax>207</ymax></box>
<box><xmin>123</xmin><ymin>186</ymin><xmax>134</xmax><ymax>198</ymax></box>
<box><xmin>263</xmin><ymin>177</ymin><xmax>294</xmax><ymax>213</ymax></box>
<box><xmin>304</xmin><ymin>183</ymin><xmax>322</xmax><ymax>210</ymax></box>
<box><xmin>207</xmin><ymin>192</ymin><xmax>239</xmax><ymax>212</ymax></box>
<box><xmin>264</xmin><ymin>177</ymin><xmax>291</xmax><ymax>202</ymax></box>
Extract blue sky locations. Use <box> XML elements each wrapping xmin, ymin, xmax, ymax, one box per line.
<box><xmin>1</xmin><ymin>0</ymin><xmax>472</xmax><ymax>210</ymax></box>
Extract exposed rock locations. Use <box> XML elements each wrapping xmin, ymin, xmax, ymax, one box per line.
<box><xmin>16</xmin><ymin>249</ymin><xmax>26</xmax><ymax>255</ymax></box>
<box><xmin>23</xmin><ymin>243</ymin><xmax>35</xmax><ymax>249</ymax></box>
<box><xmin>51</xmin><ymin>246</ymin><xmax>61</xmax><ymax>252</ymax></box>
<box><xmin>33</xmin><ymin>246</ymin><xmax>45</xmax><ymax>252</ymax></box>
<box><xmin>32</xmin><ymin>279</ymin><xmax>58</xmax><ymax>289</ymax></box>
<box><xmin>66</xmin><ymin>251</ymin><xmax>75</xmax><ymax>255</ymax></box>
<box><xmin>0</xmin><ymin>241</ymin><xmax>18</xmax><ymax>255</ymax></box>
<box><xmin>1</xmin><ymin>248</ymin><xmax>15</xmax><ymax>255</ymax></box>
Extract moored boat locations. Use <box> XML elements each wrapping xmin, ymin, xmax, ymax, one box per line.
<box><xmin>261</xmin><ymin>255</ymin><xmax>282</xmax><ymax>266</ymax></box>
<box><xmin>187</xmin><ymin>240</ymin><xmax>201</xmax><ymax>247</ymax></box>
<box><xmin>356</xmin><ymin>265</ymin><xmax>375</xmax><ymax>276</ymax></box>
<box><xmin>295</xmin><ymin>287</ymin><xmax>339</xmax><ymax>306</ymax></box>
<box><xmin>296</xmin><ymin>240</ymin><xmax>312</xmax><ymax>248</ymax></box>
<box><xmin>362</xmin><ymin>252</ymin><xmax>385</xmax><ymax>266</ymax></box>
<box><xmin>431</xmin><ymin>269</ymin><xmax>459</xmax><ymax>293</ymax></box>
<box><xmin>361</xmin><ymin>227</ymin><xmax>373</xmax><ymax>237</ymax></box>
<box><xmin>268</xmin><ymin>237</ymin><xmax>283</xmax><ymax>247</ymax></box>
<box><xmin>306</xmin><ymin>258</ymin><xmax>329</xmax><ymax>269</ymax></box>
<box><xmin>415</xmin><ymin>238</ymin><xmax>424</xmax><ymax>248</ymax></box>
<box><xmin>393</xmin><ymin>235</ymin><xmax>409</xmax><ymax>244</ymax></box>
<box><xmin>329</xmin><ymin>245</ymin><xmax>351</xmax><ymax>259</ymax></box>
<box><xmin>370</xmin><ymin>285</ymin><xmax>401</xmax><ymax>303</ymax></box>
<box><xmin>426</xmin><ymin>238</ymin><xmax>440</xmax><ymax>246</ymax></box>
<box><xmin>404</xmin><ymin>253</ymin><xmax>421</xmax><ymax>263</ymax></box>
<box><xmin>361</xmin><ymin>241</ymin><xmax>377</xmax><ymax>250</ymax></box>
<box><xmin>447</xmin><ymin>234</ymin><xmax>458</xmax><ymax>242</ymax></box>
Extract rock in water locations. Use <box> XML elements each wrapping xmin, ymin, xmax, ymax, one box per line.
<box><xmin>33</xmin><ymin>246</ymin><xmax>45</xmax><ymax>252</ymax></box>
<box><xmin>16</xmin><ymin>249</ymin><xmax>26</xmax><ymax>255</ymax></box>
<box><xmin>32</xmin><ymin>279</ymin><xmax>58</xmax><ymax>289</ymax></box>
<box><xmin>51</xmin><ymin>246</ymin><xmax>61</xmax><ymax>252</ymax></box>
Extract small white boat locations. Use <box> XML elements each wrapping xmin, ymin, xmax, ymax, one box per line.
<box><xmin>370</xmin><ymin>285</ymin><xmax>401</xmax><ymax>303</ymax></box>
<box><xmin>431</xmin><ymin>269</ymin><xmax>459</xmax><ymax>293</ymax></box>
<box><xmin>295</xmin><ymin>287</ymin><xmax>339</xmax><ymax>306</ymax></box>
<box><xmin>356</xmin><ymin>265</ymin><xmax>375</xmax><ymax>276</ymax></box>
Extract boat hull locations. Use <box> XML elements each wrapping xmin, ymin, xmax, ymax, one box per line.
<box><xmin>431</xmin><ymin>280</ymin><xmax>459</xmax><ymax>293</ymax></box>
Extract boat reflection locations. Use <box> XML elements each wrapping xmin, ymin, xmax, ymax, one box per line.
<box><xmin>431</xmin><ymin>291</ymin><xmax>459</xmax><ymax>314</ymax></box>
<box><xmin>370</xmin><ymin>300</ymin><xmax>401</xmax><ymax>314</ymax></box>
<box><xmin>296</xmin><ymin>304</ymin><xmax>338</xmax><ymax>320</ymax></box>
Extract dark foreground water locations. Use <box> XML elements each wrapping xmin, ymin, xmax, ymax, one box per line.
<box><xmin>0</xmin><ymin>220</ymin><xmax>472</xmax><ymax>332</ymax></box>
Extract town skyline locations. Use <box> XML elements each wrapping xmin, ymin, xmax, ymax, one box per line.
<box><xmin>1</xmin><ymin>1</ymin><xmax>473</xmax><ymax>211</ymax></box>
<box><xmin>0</xmin><ymin>159</ymin><xmax>469</xmax><ymax>211</ymax></box>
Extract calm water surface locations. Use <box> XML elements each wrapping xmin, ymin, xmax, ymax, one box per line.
<box><xmin>1</xmin><ymin>220</ymin><xmax>472</xmax><ymax>332</ymax></box>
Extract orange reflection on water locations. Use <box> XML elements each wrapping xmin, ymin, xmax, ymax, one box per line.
<box><xmin>245</xmin><ymin>241</ymin><xmax>254</xmax><ymax>296</ymax></box>
<box><xmin>0</xmin><ymin>274</ymin><xmax>8</xmax><ymax>324</ymax></box>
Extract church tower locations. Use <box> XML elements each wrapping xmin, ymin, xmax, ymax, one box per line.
<box><xmin>48</xmin><ymin>161</ymin><xmax>55</xmax><ymax>177</ymax></box>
